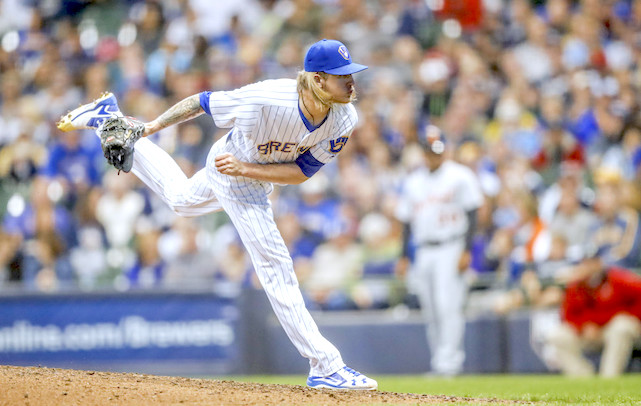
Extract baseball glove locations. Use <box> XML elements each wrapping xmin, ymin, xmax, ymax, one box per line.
<box><xmin>98</xmin><ymin>116</ymin><xmax>145</xmax><ymax>173</ymax></box>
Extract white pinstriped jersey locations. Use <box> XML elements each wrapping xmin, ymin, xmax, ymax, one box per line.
<box><xmin>202</xmin><ymin>79</ymin><xmax>358</xmax><ymax>204</ymax></box>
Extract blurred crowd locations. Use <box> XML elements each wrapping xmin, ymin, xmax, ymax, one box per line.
<box><xmin>2</xmin><ymin>0</ymin><xmax>641</xmax><ymax>315</ymax></box>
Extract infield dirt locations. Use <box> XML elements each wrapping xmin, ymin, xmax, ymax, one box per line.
<box><xmin>0</xmin><ymin>365</ymin><xmax>526</xmax><ymax>405</ymax></box>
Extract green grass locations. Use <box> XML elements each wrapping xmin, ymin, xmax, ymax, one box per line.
<box><xmin>224</xmin><ymin>373</ymin><xmax>641</xmax><ymax>405</ymax></box>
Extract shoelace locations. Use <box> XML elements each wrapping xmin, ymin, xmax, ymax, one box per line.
<box><xmin>343</xmin><ymin>367</ymin><xmax>361</xmax><ymax>377</ymax></box>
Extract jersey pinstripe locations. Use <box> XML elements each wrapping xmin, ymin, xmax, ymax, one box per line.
<box><xmin>204</xmin><ymin>79</ymin><xmax>357</xmax><ymax>203</ymax></box>
<box><xmin>124</xmin><ymin>78</ymin><xmax>357</xmax><ymax>378</ymax></box>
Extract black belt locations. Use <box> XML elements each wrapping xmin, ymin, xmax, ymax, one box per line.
<box><xmin>421</xmin><ymin>235</ymin><xmax>463</xmax><ymax>247</ymax></box>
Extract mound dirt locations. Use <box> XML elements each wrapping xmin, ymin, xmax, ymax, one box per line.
<box><xmin>0</xmin><ymin>365</ymin><xmax>524</xmax><ymax>405</ymax></box>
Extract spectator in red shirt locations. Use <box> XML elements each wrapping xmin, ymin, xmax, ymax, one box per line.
<box><xmin>545</xmin><ymin>247</ymin><xmax>641</xmax><ymax>377</ymax></box>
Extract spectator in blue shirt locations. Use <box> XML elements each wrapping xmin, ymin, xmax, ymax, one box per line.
<box><xmin>40</xmin><ymin>131</ymin><xmax>102</xmax><ymax>207</ymax></box>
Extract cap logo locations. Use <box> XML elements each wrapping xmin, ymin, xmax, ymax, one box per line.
<box><xmin>338</xmin><ymin>45</ymin><xmax>350</xmax><ymax>60</ymax></box>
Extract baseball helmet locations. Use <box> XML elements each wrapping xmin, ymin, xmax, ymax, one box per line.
<box><xmin>420</xmin><ymin>124</ymin><xmax>446</xmax><ymax>155</ymax></box>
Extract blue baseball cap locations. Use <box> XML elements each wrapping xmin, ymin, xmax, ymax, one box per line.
<box><xmin>304</xmin><ymin>39</ymin><xmax>368</xmax><ymax>75</ymax></box>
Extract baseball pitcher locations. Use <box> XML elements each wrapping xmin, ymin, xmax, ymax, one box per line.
<box><xmin>57</xmin><ymin>39</ymin><xmax>376</xmax><ymax>390</ymax></box>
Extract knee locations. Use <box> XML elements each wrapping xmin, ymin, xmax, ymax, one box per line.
<box><xmin>603</xmin><ymin>314</ymin><xmax>641</xmax><ymax>340</ymax></box>
<box><xmin>172</xmin><ymin>208</ymin><xmax>198</xmax><ymax>218</ymax></box>
<box><xmin>547</xmin><ymin>324</ymin><xmax>578</xmax><ymax>348</ymax></box>
<box><xmin>166</xmin><ymin>195</ymin><xmax>204</xmax><ymax>217</ymax></box>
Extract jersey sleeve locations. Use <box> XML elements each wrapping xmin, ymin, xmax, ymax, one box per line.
<box><xmin>394</xmin><ymin>180</ymin><xmax>413</xmax><ymax>223</ymax></box>
<box><xmin>611</xmin><ymin>269</ymin><xmax>641</xmax><ymax>320</ymax></box>
<box><xmin>307</xmin><ymin>104</ymin><xmax>358</xmax><ymax>164</ymax></box>
<box><xmin>205</xmin><ymin>82</ymin><xmax>266</xmax><ymax>132</ymax></box>
<box><xmin>459</xmin><ymin>166</ymin><xmax>484</xmax><ymax>211</ymax></box>
<box><xmin>295</xmin><ymin>150</ymin><xmax>325</xmax><ymax>177</ymax></box>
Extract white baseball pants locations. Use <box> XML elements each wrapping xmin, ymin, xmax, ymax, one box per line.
<box><xmin>130</xmin><ymin>138</ymin><xmax>345</xmax><ymax>376</ymax></box>
<box><xmin>411</xmin><ymin>239</ymin><xmax>467</xmax><ymax>375</ymax></box>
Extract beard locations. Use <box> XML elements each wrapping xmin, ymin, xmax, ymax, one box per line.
<box><xmin>330</xmin><ymin>87</ymin><xmax>357</xmax><ymax>105</ymax></box>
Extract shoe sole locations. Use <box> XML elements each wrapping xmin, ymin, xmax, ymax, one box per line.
<box><xmin>56</xmin><ymin>92</ymin><xmax>115</xmax><ymax>132</ymax></box>
<box><xmin>307</xmin><ymin>381</ymin><xmax>378</xmax><ymax>390</ymax></box>
<box><xmin>307</xmin><ymin>384</ymin><xmax>378</xmax><ymax>390</ymax></box>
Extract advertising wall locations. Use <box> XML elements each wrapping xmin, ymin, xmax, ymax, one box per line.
<box><xmin>0</xmin><ymin>292</ymin><xmax>239</xmax><ymax>375</ymax></box>
<box><xmin>0</xmin><ymin>290</ymin><xmax>587</xmax><ymax>375</ymax></box>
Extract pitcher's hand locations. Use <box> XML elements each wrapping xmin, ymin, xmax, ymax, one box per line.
<box><xmin>215</xmin><ymin>153</ymin><xmax>245</xmax><ymax>177</ymax></box>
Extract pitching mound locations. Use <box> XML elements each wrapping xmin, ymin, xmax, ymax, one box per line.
<box><xmin>1</xmin><ymin>365</ymin><xmax>523</xmax><ymax>405</ymax></box>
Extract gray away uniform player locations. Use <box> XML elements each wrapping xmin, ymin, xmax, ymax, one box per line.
<box><xmin>57</xmin><ymin>39</ymin><xmax>377</xmax><ymax>390</ymax></box>
<box><xmin>395</xmin><ymin>125</ymin><xmax>483</xmax><ymax>376</ymax></box>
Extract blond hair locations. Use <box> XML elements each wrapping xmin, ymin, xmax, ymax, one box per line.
<box><xmin>296</xmin><ymin>70</ymin><xmax>333</xmax><ymax>110</ymax></box>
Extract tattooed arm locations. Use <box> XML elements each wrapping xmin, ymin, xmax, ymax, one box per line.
<box><xmin>143</xmin><ymin>94</ymin><xmax>204</xmax><ymax>137</ymax></box>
